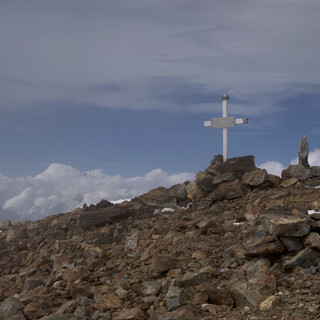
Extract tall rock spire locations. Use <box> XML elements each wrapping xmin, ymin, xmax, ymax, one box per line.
<box><xmin>299</xmin><ymin>136</ymin><xmax>310</xmax><ymax>167</ymax></box>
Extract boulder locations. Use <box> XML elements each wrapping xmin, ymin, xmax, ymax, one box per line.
<box><xmin>0</xmin><ymin>220</ymin><xmax>12</xmax><ymax>229</ymax></box>
<box><xmin>0</xmin><ymin>297</ymin><xmax>24</xmax><ymax>320</ymax></box>
<box><xmin>242</xmin><ymin>168</ymin><xmax>268</xmax><ymax>186</ymax></box>
<box><xmin>260</xmin><ymin>214</ymin><xmax>310</xmax><ymax>237</ymax></box>
<box><xmin>230</xmin><ymin>258</ymin><xmax>277</xmax><ymax>309</ymax></box>
<box><xmin>282</xmin><ymin>247</ymin><xmax>319</xmax><ymax>271</ymax></box>
<box><xmin>168</xmin><ymin>183</ymin><xmax>188</xmax><ymax>204</ymax></box>
<box><xmin>165</xmin><ymin>286</ymin><xmax>187</xmax><ymax>311</ymax></box>
<box><xmin>208</xmin><ymin>179</ymin><xmax>248</xmax><ymax>201</ymax></box>
<box><xmin>133</xmin><ymin>187</ymin><xmax>177</xmax><ymax>211</ymax></box>
<box><xmin>195</xmin><ymin>171</ymin><xmax>214</xmax><ymax>192</ymax></box>
<box><xmin>150</xmin><ymin>254</ymin><xmax>176</xmax><ymax>274</ymax></box>
<box><xmin>79</xmin><ymin>202</ymin><xmax>135</xmax><ymax>228</ymax></box>
<box><xmin>206</xmin><ymin>155</ymin><xmax>256</xmax><ymax>176</ymax></box>
<box><xmin>267</xmin><ymin>174</ymin><xmax>282</xmax><ymax>187</ymax></box>
<box><xmin>244</xmin><ymin>236</ymin><xmax>285</xmax><ymax>257</ymax></box>
<box><xmin>311</xmin><ymin>166</ymin><xmax>320</xmax><ymax>177</ymax></box>
<box><xmin>303</xmin><ymin>232</ymin><xmax>320</xmax><ymax>251</ymax></box>
<box><xmin>281</xmin><ymin>165</ymin><xmax>312</xmax><ymax>180</ymax></box>
<box><xmin>186</xmin><ymin>181</ymin><xmax>204</xmax><ymax>203</ymax></box>
<box><xmin>280</xmin><ymin>237</ymin><xmax>304</xmax><ymax>252</ymax></box>
<box><xmin>212</xmin><ymin>172</ymin><xmax>237</xmax><ymax>186</ymax></box>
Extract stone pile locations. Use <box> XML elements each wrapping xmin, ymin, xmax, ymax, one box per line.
<box><xmin>0</xmin><ymin>154</ymin><xmax>320</xmax><ymax>319</ymax></box>
<box><xmin>282</xmin><ymin>136</ymin><xmax>320</xmax><ymax>180</ymax></box>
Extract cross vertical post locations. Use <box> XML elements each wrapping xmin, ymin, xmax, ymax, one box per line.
<box><xmin>204</xmin><ymin>94</ymin><xmax>248</xmax><ymax>162</ymax></box>
<box><xmin>222</xmin><ymin>94</ymin><xmax>229</xmax><ymax>161</ymax></box>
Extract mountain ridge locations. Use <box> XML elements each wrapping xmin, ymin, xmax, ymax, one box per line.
<box><xmin>0</xmin><ymin>154</ymin><xmax>320</xmax><ymax>319</ymax></box>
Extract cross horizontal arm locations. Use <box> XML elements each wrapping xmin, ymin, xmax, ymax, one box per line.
<box><xmin>204</xmin><ymin>117</ymin><xmax>248</xmax><ymax>129</ymax></box>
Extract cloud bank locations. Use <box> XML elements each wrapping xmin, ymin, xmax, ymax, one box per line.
<box><xmin>0</xmin><ymin>164</ymin><xmax>194</xmax><ymax>222</ymax></box>
<box><xmin>2</xmin><ymin>150</ymin><xmax>320</xmax><ymax>222</ymax></box>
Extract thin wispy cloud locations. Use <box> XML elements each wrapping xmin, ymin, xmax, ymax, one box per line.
<box><xmin>1</xmin><ymin>0</ymin><xmax>319</xmax><ymax>113</ymax></box>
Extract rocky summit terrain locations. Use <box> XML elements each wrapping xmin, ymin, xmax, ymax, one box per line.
<box><xmin>1</xmin><ymin>155</ymin><xmax>320</xmax><ymax>320</ymax></box>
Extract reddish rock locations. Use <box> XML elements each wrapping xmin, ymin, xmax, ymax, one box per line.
<box><xmin>113</xmin><ymin>307</ymin><xmax>146</xmax><ymax>320</ymax></box>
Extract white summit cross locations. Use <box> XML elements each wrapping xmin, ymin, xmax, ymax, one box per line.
<box><xmin>204</xmin><ymin>94</ymin><xmax>248</xmax><ymax>161</ymax></box>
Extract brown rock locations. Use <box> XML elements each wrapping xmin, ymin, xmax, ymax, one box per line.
<box><xmin>259</xmin><ymin>295</ymin><xmax>280</xmax><ymax>311</ymax></box>
<box><xmin>260</xmin><ymin>214</ymin><xmax>310</xmax><ymax>237</ymax></box>
<box><xmin>186</xmin><ymin>181</ymin><xmax>204</xmax><ymax>203</ymax></box>
<box><xmin>0</xmin><ymin>297</ymin><xmax>24</xmax><ymax>320</ymax></box>
<box><xmin>282</xmin><ymin>247</ymin><xmax>319</xmax><ymax>271</ymax></box>
<box><xmin>197</xmin><ymin>219</ymin><xmax>225</xmax><ymax>235</ymax></box>
<box><xmin>244</xmin><ymin>236</ymin><xmax>285</xmax><ymax>257</ymax></box>
<box><xmin>0</xmin><ymin>220</ymin><xmax>12</xmax><ymax>229</ymax></box>
<box><xmin>113</xmin><ymin>307</ymin><xmax>146</xmax><ymax>320</ymax></box>
<box><xmin>281</xmin><ymin>164</ymin><xmax>312</xmax><ymax>180</ymax></box>
<box><xmin>267</xmin><ymin>174</ymin><xmax>282</xmax><ymax>187</ymax></box>
<box><xmin>280</xmin><ymin>237</ymin><xmax>304</xmax><ymax>252</ymax></box>
<box><xmin>280</xmin><ymin>177</ymin><xmax>299</xmax><ymax>188</ymax></box>
<box><xmin>150</xmin><ymin>254</ymin><xmax>176</xmax><ymax>274</ymax></box>
<box><xmin>303</xmin><ymin>232</ymin><xmax>320</xmax><ymax>251</ymax></box>
<box><xmin>311</xmin><ymin>166</ymin><xmax>320</xmax><ymax>177</ymax></box>
<box><xmin>206</xmin><ymin>288</ymin><xmax>234</xmax><ymax>306</ymax></box>
<box><xmin>94</xmin><ymin>292</ymin><xmax>123</xmax><ymax>311</ymax></box>
<box><xmin>132</xmin><ymin>281</ymin><xmax>162</xmax><ymax>296</ymax></box>
<box><xmin>196</xmin><ymin>171</ymin><xmax>214</xmax><ymax>192</ymax></box>
<box><xmin>133</xmin><ymin>187</ymin><xmax>177</xmax><ymax>210</ymax></box>
<box><xmin>206</xmin><ymin>155</ymin><xmax>256</xmax><ymax>176</ymax></box>
<box><xmin>79</xmin><ymin>202</ymin><xmax>135</xmax><ymax>228</ymax></box>
<box><xmin>230</xmin><ymin>258</ymin><xmax>277</xmax><ymax>308</ymax></box>
<box><xmin>208</xmin><ymin>179</ymin><xmax>248</xmax><ymax>201</ymax></box>
<box><xmin>212</xmin><ymin>171</ymin><xmax>237</xmax><ymax>186</ymax></box>
<box><xmin>168</xmin><ymin>183</ymin><xmax>188</xmax><ymax>204</ymax></box>
<box><xmin>242</xmin><ymin>168</ymin><xmax>268</xmax><ymax>186</ymax></box>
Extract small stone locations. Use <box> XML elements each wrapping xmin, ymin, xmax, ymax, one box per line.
<box><xmin>303</xmin><ymin>232</ymin><xmax>320</xmax><ymax>251</ymax></box>
<box><xmin>280</xmin><ymin>178</ymin><xmax>299</xmax><ymax>187</ymax></box>
<box><xmin>94</xmin><ymin>292</ymin><xmax>122</xmax><ymax>311</ymax></box>
<box><xmin>150</xmin><ymin>254</ymin><xmax>176</xmax><ymax>274</ymax></box>
<box><xmin>259</xmin><ymin>295</ymin><xmax>280</xmax><ymax>311</ymax></box>
<box><xmin>113</xmin><ymin>307</ymin><xmax>146</xmax><ymax>320</ymax></box>
<box><xmin>0</xmin><ymin>297</ymin><xmax>24</xmax><ymax>320</ymax></box>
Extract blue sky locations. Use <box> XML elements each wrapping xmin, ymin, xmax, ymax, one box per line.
<box><xmin>1</xmin><ymin>0</ymin><xmax>320</xmax><ymax>221</ymax></box>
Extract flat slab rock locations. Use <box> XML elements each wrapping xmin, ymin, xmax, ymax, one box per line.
<box><xmin>260</xmin><ymin>213</ymin><xmax>310</xmax><ymax>237</ymax></box>
<box><xmin>282</xmin><ymin>247</ymin><xmax>319</xmax><ymax>271</ymax></box>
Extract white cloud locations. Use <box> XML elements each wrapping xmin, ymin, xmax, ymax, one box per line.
<box><xmin>258</xmin><ymin>161</ymin><xmax>285</xmax><ymax>176</ymax></box>
<box><xmin>259</xmin><ymin>148</ymin><xmax>320</xmax><ymax>177</ymax></box>
<box><xmin>290</xmin><ymin>148</ymin><xmax>320</xmax><ymax>166</ymax></box>
<box><xmin>0</xmin><ymin>164</ymin><xmax>194</xmax><ymax>222</ymax></box>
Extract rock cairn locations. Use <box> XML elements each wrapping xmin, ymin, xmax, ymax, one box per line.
<box><xmin>282</xmin><ymin>136</ymin><xmax>320</xmax><ymax>180</ymax></box>
<box><xmin>0</xmin><ymin>154</ymin><xmax>320</xmax><ymax>319</ymax></box>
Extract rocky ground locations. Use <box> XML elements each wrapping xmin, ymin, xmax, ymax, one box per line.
<box><xmin>0</xmin><ymin>155</ymin><xmax>320</xmax><ymax>320</ymax></box>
